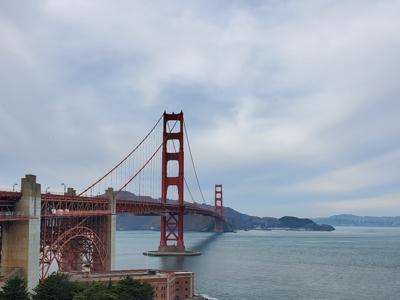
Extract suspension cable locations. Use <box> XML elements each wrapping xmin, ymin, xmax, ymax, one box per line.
<box><xmin>79</xmin><ymin>113</ymin><xmax>163</xmax><ymax>196</ymax></box>
<box><xmin>183</xmin><ymin>120</ymin><xmax>206</xmax><ymax>204</ymax></box>
<box><xmin>115</xmin><ymin>120</ymin><xmax>179</xmax><ymax>199</ymax></box>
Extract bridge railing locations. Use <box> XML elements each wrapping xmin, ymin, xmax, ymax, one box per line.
<box><xmin>0</xmin><ymin>211</ymin><xmax>25</xmax><ymax>217</ymax></box>
<box><xmin>0</xmin><ymin>211</ymin><xmax>27</xmax><ymax>221</ymax></box>
<box><xmin>0</xmin><ymin>187</ymin><xmax>20</xmax><ymax>192</ymax></box>
<box><xmin>42</xmin><ymin>209</ymin><xmax>112</xmax><ymax>218</ymax></box>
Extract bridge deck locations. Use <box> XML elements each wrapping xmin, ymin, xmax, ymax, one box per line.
<box><xmin>0</xmin><ymin>191</ymin><xmax>222</xmax><ymax>220</ymax></box>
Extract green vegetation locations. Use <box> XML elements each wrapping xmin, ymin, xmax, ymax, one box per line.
<box><xmin>0</xmin><ymin>276</ymin><xmax>30</xmax><ymax>300</ymax></box>
<box><xmin>0</xmin><ymin>274</ymin><xmax>154</xmax><ymax>300</ymax></box>
<box><xmin>32</xmin><ymin>273</ymin><xmax>83</xmax><ymax>300</ymax></box>
<box><xmin>72</xmin><ymin>284</ymin><xmax>118</xmax><ymax>300</ymax></box>
<box><xmin>112</xmin><ymin>277</ymin><xmax>154</xmax><ymax>300</ymax></box>
<box><xmin>72</xmin><ymin>277</ymin><xmax>153</xmax><ymax>300</ymax></box>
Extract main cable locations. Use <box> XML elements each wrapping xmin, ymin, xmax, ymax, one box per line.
<box><xmin>79</xmin><ymin>113</ymin><xmax>163</xmax><ymax>196</ymax></box>
<box><xmin>115</xmin><ymin>120</ymin><xmax>179</xmax><ymax>199</ymax></box>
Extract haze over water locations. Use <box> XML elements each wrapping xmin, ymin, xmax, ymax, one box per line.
<box><xmin>116</xmin><ymin>228</ymin><xmax>400</xmax><ymax>300</ymax></box>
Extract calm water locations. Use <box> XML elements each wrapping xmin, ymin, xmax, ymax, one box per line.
<box><xmin>115</xmin><ymin>227</ymin><xmax>400</xmax><ymax>300</ymax></box>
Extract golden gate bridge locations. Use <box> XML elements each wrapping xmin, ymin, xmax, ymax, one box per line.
<box><xmin>0</xmin><ymin>111</ymin><xmax>224</xmax><ymax>289</ymax></box>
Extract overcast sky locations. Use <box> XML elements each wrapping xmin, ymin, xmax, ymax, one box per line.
<box><xmin>1</xmin><ymin>1</ymin><xmax>400</xmax><ymax>217</ymax></box>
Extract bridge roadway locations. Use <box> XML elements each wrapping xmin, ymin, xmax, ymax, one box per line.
<box><xmin>0</xmin><ymin>180</ymin><xmax>223</xmax><ymax>291</ymax></box>
<box><xmin>0</xmin><ymin>190</ymin><xmax>222</xmax><ymax>221</ymax></box>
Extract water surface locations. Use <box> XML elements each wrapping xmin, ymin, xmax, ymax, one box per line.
<box><xmin>116</xmin><ymin>227</ymin><xmax>400</xmax><ymax>299</ymax></box>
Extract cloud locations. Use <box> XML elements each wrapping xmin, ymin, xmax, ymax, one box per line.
<box><xmin>316</xmin><ymin>193</ymin><xmax>400</xmax><ymax>216</ymax></box>
<box><xmin>0</xmin><ymin>1</ymin><xmax>400</xmax><ymax>216</ymax></box>
<box><xmin>283</xmin><ymin>150</ymin><xmax>400</xmax><ymax>194</ymax></box>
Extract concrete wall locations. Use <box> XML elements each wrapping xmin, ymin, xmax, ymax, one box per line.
<box><xmin>1</xmin><ymin>175</ymin><xmax>41</xmax><ymax>290</ymax></box>
<box><xmin>105</xmin><ymin>188</ymin><xmax>116</xmax><ymax>271</ymax></box>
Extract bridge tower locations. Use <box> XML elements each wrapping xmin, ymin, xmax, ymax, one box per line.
<box><xmin>214</xmin><ymin>184</ymin><xmax>224</xmax><ymax>232</ymax></box>
<box><xmin>159</xmin><ymin>112</ymin><xmax>185</xmax><ymax>252</ymax></box>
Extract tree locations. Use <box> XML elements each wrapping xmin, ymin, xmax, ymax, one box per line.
<box><xmin>31</xmin><ymin>274</ymin><xmax>153</xmax><ymax>300</ymax></box>
<box><xmin>32</xmin><ymin>273</ymin><xmax>83</xmax><ymax>300</ymax></box>
<box><xmin>113</xmin><ymin>277</ymin><xmax>154</xmax><ymax>300</ymax></box>
<box><xmin>0</xmin><ymin>276</ymin><xmax>30</xmax><ymax>300</ymax></box>
<box><xmin>72</xmin><ymin>284</ymin><xmax>118</xmax><ymax>300</ymax></box>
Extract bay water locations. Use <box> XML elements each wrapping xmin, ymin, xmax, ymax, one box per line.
<box><xmin>115</xmin><ymin>227</ymin><xmax>400</xmax><ymax>299</ymax></box>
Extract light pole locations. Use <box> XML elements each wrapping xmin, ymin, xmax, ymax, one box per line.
<box><xmin>12</xmin><ymin>183</ymin><xmax>18</xmax><ymax>192</ymax></box>
<box><xmin>61</xmin><ymin>183</ymin><xmax>66</xmax><ymax>193</ymax></box>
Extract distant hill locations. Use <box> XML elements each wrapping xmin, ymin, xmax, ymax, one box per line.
<box><xmin>115</xmin><ymin>191</ymin><xmax>334</xmax><ymax>232</ymax></box>
<box><xmin>313</xmin><ymin>214</ymin><xmax>400</xmax><ymax>227</ymax></box>
<box><xmin>271</xmin><ymin>216</ymin><xmax>334</xmax><ymax>231</ymax></box>
<box><xmin>222</xmin><ymin>207</ymin><xmax>334</xmax><ymax>231</ymax></box>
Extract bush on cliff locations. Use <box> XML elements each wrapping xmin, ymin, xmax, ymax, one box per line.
<box><xmin>113</xmin><ymin>277</ymin><xmax>154</xmax><ymax>300</ymax></box>
<box><xmin>32</xmin><ymin>273</ymin><xmax>83</xmax><ymax>300</ymax></box>
<box><xmin>73</xmin><ymin>283</ymin><xmax>118</xmax><ymax>300</ymax></box>
<box><xmin>72</xmin><ymin>277</ymin><xmax>153</xmax><ymax>300</ymax></box>
<box><xmin>0</xmin><ymin>275</ymin><xmax>30</xmax><ymax>300</ymax></box>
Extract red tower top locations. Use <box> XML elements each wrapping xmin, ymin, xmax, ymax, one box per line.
<box><xmin>161</xmin><ymin>112</ymin><xmax>184</xmax><ymax>206</ymax></box>
<box><xmin>214</xmin><ymin>184</ymin><xmax>224</xmax><ymax>232</ymax></box>
<box><xmin>215</xmin><ymin>184</ymin><xmax>223</xmax><ymax>217</ymax></box>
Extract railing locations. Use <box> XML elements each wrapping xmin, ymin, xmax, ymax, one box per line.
<box><xmin>0</xmin><ymin>211</ymin><xmax>27</xmax><ymax>220</ymax></box>
<box><xmin>0</xmin><ymin>211</ymin><xmax>25</xmax><ymax>217</ymax></box>
<box><xmin>42</xmin><ymin>193</ymin><xmax>108</xmax><ymax>203</ymax></box>
<box><xmin>0</xmin><ymin>187</ymin><xmax>20</xmax><ymax>192</ymax></box>
<box><xmin>42</xmin><ymin>209</ymin><xmax>112</xmax><ymax>218</ymax></box>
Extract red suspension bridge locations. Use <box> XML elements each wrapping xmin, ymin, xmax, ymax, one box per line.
<box><xmin>0</xmin><ymin>112</ymin><xmax>224</xmax><ymax>289</ymax></box>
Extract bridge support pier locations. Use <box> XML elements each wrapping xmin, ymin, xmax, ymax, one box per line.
<box><xmin>1</xmin><ymin>175</ymin><xmax>41</xmax><ymax>291</ymax></box>
<box><xmin>105</xmin><ymin>188</ymin><xmax>116</xmax><ymax>271</ymax></box>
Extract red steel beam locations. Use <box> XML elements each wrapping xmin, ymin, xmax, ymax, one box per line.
<box><xmin>0</xmin><ymin>190</ymin><xmax>222</xmax><ymax>219</ymax></box>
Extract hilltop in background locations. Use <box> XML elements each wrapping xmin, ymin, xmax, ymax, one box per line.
<box><xmin>313</xmin><ymin>214</ymin><xmax>400</xmax><ymax>227</ymax></box>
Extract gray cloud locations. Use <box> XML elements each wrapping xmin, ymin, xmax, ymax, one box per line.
<box><xmin>1</xmin><ymin>1</ymin><xmax>399</xmax><ymax>217</ymax></box>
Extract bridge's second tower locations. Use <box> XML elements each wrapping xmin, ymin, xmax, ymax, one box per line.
<box><xmin>159</xmin><ymin>112</ymin><xmax>185</xmax><ymax>252</ymax></box>
<box><xmin>214</xmin><ymin>184</ymin><xmax>224</xmax><ymax>232</ymax></box>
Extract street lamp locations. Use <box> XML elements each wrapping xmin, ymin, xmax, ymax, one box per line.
<box><xmin>61</xmin><ymin>183</ymin><xmax>66</xmax><ymax>193</ymax></box>
<box><xmin>12</xmin><ymin>183</ymin><xmax>18</xmax><ymax>192</ymax></box>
